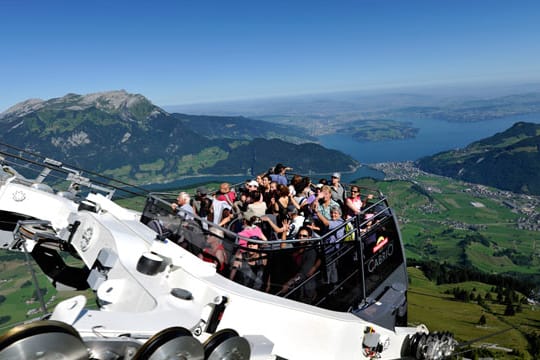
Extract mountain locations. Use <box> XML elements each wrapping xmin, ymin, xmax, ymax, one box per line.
<box><xmin>171</xmin><ymin>113</ymin><xmax>313</xmax><ymax>143</ymax></box>
<box><xmin>416</xmin><ymin>122</ymin><xmax>540</xmax><ymax>194</ymax></box>
<box><xmin>0</xmin><ymin>91</ymin><xmax>358</xmax><ymax>184</ymax></box>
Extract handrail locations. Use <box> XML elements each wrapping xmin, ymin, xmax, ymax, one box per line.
<box><xmin>145</xmin><ymin>190</ymin><xmax>392</xmax><ymax>251</ymax></box>
<box><xmin>0</xmin><ymin>144</ymin><xmax>147</xmax><ymax>199</ymax></box>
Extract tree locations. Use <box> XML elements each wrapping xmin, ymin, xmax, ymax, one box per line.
<box><xmin>504</xmin><ymin>304</ymin><xmax>515</xmax><ymax>316</ymax></box>
<box><xmin>478</xmin><ymin>315</ymin><xmax>487</xmax><ymax>325</ymax></box>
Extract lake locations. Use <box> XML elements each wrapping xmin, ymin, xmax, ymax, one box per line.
<box><xmin>319</xmin><ymin>113</ymin><xmax>540</xmax><ymax>164</ymax></box>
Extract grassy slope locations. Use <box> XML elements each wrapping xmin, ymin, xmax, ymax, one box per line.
<box><xmin>408</xmin><ymin>267</ymin><xmax>537</xmax><ymax>359</ymax></box>
<box><xmin>353</xmin><ymin>176</ymin><xmax>540</xmax><ymax>277</ymax></box>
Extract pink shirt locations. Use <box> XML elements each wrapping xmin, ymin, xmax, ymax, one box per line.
<box><xmin>238</xmin><ymin>226</ymin><xmax>265</xmax><ymax>247</ymax></box>
<box><xmin>216</xmin><ymin>191</ymin><xmax>236</xmax><ymax>203</ymax></box>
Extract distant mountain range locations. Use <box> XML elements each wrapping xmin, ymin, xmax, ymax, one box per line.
<box><xmin>417</xmin><ymin>122</ymin><xmax>540</xmax><ymax>195</ymax></box>
<box><xmin>0</xmin><ymin>90</ymin><xmax>358</xmax><ymax>184</ymax></box>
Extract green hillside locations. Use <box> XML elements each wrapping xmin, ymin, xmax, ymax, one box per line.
<box><xmin>417</xmin><ymin>122</ymin><xmax>540</xmax><ymax>195</ymax></box>
<box><xmin>408</xmin><ymin>267</ymin><xmax>539</xmax><ymax>359</ymax></box>
<box><xmin>354</xmin><ymin>169</ymin><xmax>540</xmax><ymax>284</ymax></box>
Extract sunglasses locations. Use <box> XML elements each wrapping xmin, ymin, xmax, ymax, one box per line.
<box><xmin>298</xmin><ymin>233</ymin><xmax>310</xmax><ymax>238</ymax></box>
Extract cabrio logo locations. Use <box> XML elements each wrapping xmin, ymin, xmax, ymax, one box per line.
<box><xmin>367</xmin><ymin>242</ymin><xmax>394</xmax><ymax>273</ymax></box>
<box><xmin>372</xmin><ymin>235</ymin><xmax>389</xmax><ymax>253</ymax></box>
<box><xmin>12</xmin><ymin>190</ymin><xmax>26</xmax><ymax>202</ymax></box>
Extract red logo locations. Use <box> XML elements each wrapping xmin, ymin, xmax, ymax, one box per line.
<box><xmin>372</xmin><ymin>236</ymin><xmax>388</xmax><ymax>253</ymax></box>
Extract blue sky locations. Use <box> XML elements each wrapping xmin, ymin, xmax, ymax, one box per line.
<box><xmin>1</xmin><ymin>0</ymin><xmax>540</xmax><ymax>112</ymax></box>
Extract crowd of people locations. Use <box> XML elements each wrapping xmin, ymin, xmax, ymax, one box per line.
<box><xmin>168</xmin><ymin>163</ymin><xmax>376</xmax><ymax>300</ymax></box>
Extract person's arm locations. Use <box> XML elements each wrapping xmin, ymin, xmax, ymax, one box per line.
<box><xmin>229</xmin><ymin>249</ymin><xmax>242</xmax><ymax>280</ymax></box>
<box><xmin>345</xmin><ymin>197</ymin><xmax>358</xmax><ymax>215</ymax></box>
<box><xmin>216</xmin><ymin>248</ymin><xmax>227</xmax><ymax>268</ymax></box>
<box><xmin>314</xmin><ymin>206</ymin><xmax>329</xmax><ymax>227</ymax></box>
<box><xmin>260</xmin><ymin>216</ymin><xmax>284</xmax><ymax>234</ymax></box>
<box><xmin>288</xmin><ymin>194</ymin><xmax>301</xmax><ymax>210</ymax></box>
<box><xmin>280</xmin><ymin>219</ymin><xmax>290</xmax><ymax>248</ymax></box>
<box><xmin>362</xmin><ymin>193</ymin><xmax>374</xmax><ymax>208</ymax></box>
<box><xmin>219</xmin><ymin>213</ymin><xmax>234</xmax><ymax>227</ymax></box>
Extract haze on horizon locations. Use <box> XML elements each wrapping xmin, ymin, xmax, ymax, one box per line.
<box><xmin>2</xmin><ymin>0</ymin><xmax>540</xmax><ymax>113</ymax></box>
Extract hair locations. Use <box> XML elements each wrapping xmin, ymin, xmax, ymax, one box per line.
<box><xmin>330</xmin><ymin>205</ymin><xmax>342</xmax><ymax>215</ymax></box>
<box><xmin>274</xmin><ymin>163</ymin><xmax>286</xmax><ymax>174</ymax></box>
<box><xmin>246</xmin><ymin>215</ymin><xmax>261</xmax><ymax>226</ymax></box>
<box><xmin>297</xmin><ymin>226</ymin><xmax>313</xmax><ymax>238</ymax></box>
<box><xmin>295</xmin><ymin>176</ymin><xmax>311</xmax><ymax>194</ymax></box>
<box><xmin>321</xmin><ymin>185</ymin><xmax>332</xmax><ymax>194</ymax></box>
<box><xmin>252</xmin><ymin>190</ymin><xmax>262</xmax><ymax>201</ymax></box>
<box><xmin>277</xmin><ymin>184</ymin><xmax>290</xmax><ymax>197</ymax></box>
<box><xmin>290</xmin><ymin>174</ymin><xmax>302</xmax><ymax>187</ymax></box>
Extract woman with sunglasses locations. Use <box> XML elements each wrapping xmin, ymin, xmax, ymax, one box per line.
<box><xmin>281</xmin><ymin>227</ymin><xmax>321</xmax><ymax>302</ymax></box>
<box><xmin>345</xmin><ymin>185</ymin><xmax>363</xmax><ymax>218</ymax></box>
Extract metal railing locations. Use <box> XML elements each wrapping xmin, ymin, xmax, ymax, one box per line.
<box><xmin>140</xmin><ymin>180</ymin><xmax>405</xmax><ymax>312</ymax></box>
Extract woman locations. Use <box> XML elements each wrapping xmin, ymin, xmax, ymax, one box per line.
<box><xmin>245</xmin><ymin>190</ymin><xmax>267</xmax><ymax>218</ymax></box>
<box><xmin>273</xmin><ymin>184</ymin><xmax>291</xmax><ymax>225</ymax></box>
<box><xmin>281</xmin><ymin>226</ymin><xmax>321</xmax><ymax>301</ymax></box>
<box><xmin>200</xmin><ymin>227</ymin><xmax>228</xmax><ymax>273</ymax></box>
<box><xmin>345</xmin><ymin>185</ymin><xmax>363</xmax><ymax>218</ymax></box>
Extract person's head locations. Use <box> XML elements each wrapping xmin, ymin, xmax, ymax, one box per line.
<box><xmin>318</xmin><ymin>178</ymin><xmax>328</xmax><ymax>186</ymax></box>
<box><xmin>331</xmin><ymin>172</ymin><xmax>341</xmax><ymax>185</ymax></box>
<box><xmin>222</xmin><ymin>208</ymin><xmax>233</xmax><ymax>221</ymax></box>
<box><xmin>248</xmin><ymin>236</ymin><xmax>260</xmax><ymax>248</ymax></box>
<box><xmin>350</xmin><ymin>185</ymin><xmax>360</xmax><ymax>198</ymax></box>
<box><xmin>220</xmin><ymin>183</ymin><xmax>230</xmax><ymax>194</ymax></box>
<box><xmin>274</xmin><ymin>163</ymin><xmax>287</xmax><ymax>174</ymax></box>
<box><xmin>364</xmin><ymin>213</ymin><xmax>375</xmax><ymax>227</ymax></box>
<box><xmin>196</xmin><ymin>186</ymin><xmax>208</xmax><ymax>198</ymax></box>
<box><xmin>295</xmin><ymin>176</ymin><xmax>311</xmax><ymax>195</ymax></box>
<box><xmin>246</xmin><ymin>215</ymin><xmax>261</xmax><ymax>227</ymax></box>
<box><xmin>287</xmin><ymin>205</ymin><xmax>298</xmax><ymax>218</ymax></box>
<box><xmin>290</xmin><ymin>174</ymin><xmax>302</xmax><ymax>187</ymax></box>
<box><xmin>297</xmin><ymin>226</ymin><xmax>313</xmax><ymax>242</ymax></box>
<box><xmin>262</xmin><ymin>175</ymin><xmax>271</xmax><ymax>187</ymax></box>
<box><xmin>277</xmin><ymin>184</ymin><xmax>290</xmax><ymax>197</ymax></box>
<box><xmin>320</xmin><ymin>185</ymin><xmax>332</xmax><ymax>201</ymax></box>
<box><xmin>251</xmin><ymin>190</ymin><xmax>262</xmax><ymax>202</ymax></box>
<box><xmin>177</xmin><ymin>192</ymin><xmax>190</xmax><ymax>205</ymax></box>
<box><xmin>246</xmin><ymin>180</ymin><xmax>259</xmax><ymax>192</ymax></box>
<box><xmin>330</xmin><ymin>205</ymin><xmax>342</xmax><ymax>220</ymax></box>
<box><xmin>269</xmin><ymin>181</ymin><xmax>278</xmax><ymax>192</ymax></box>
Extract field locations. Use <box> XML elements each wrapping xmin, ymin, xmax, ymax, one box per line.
<box><xmin>408</xmin><ymin>267</ymin><xmax>539</xmax><ymax>359</ymax></box>
<box><xmin>353</xmin><ymin>176</ymin><xmax>540</xmax><ymax>279</ymax></box>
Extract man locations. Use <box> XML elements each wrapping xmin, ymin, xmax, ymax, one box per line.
<box><xmin>171</xmin><ymin>192</ymin><xmax>194</xmax><ymax>220</ymax></box>
<box><xmin>330</xmin><ymin>172</ymin><xmax>346</xmax><ymax>209</ymax></box>
<box><xmin>286</xmin><ymin>205</ymin><xmax>305</xmax><ymax>239</ymax></box>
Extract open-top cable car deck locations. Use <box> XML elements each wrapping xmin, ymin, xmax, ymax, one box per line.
<box><xmin>0</xmin><ymin>143</ymin><xmax>456</xmax><ymax>359</ymax></box>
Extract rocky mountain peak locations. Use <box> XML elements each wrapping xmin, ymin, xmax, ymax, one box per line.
<box><xmin>0</xmin><ymin>98</ymin><xmax>46</xmax><ymax>120</ymax></box>
<box><xmin>0</xmin><ymin>90</ymin><xmax>167</xmax><ymax>122</ymax></box>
